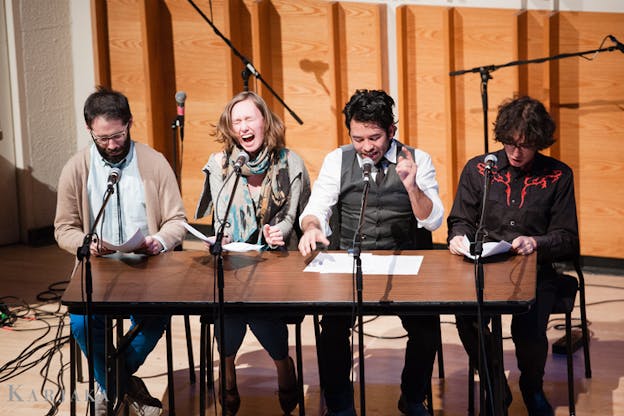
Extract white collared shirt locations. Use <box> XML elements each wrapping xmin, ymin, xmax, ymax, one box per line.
<box><xmin>87</xmin><ymin>141</ymin><xmax>151</xmax><ymax>246</ymax></box>
<box><xmin>299</xmin><ymin>139</ymin><xmax>444</xmax><ymax>237</ymax></box>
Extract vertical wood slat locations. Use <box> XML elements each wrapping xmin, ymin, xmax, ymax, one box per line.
<box><xmin>328</xmin><ymin>2</ymin><xmax>346</xmax><ymax>147</ymax></box>
<box><xmin>443</xmin><ymin>7</ymin><xmax>458</xmax><ymax>208</ymax></box>
<box><xmin>515</xmin><ymin>10</ymin><xmax>529</xmax><ymax>96</ymax></box>
<box><xmin>546</xmin><ymin>11</ymin><xmax>561</xmax><ymax>160</ymax></box>
<box><xmin>226</xmin><ymin>0</ymin><xmax>249</xmax><ymax>97</ymax></box>
<box><xmin>90</xmin><ymin>0</ymin><xmax>110</xmax><ymax>88</ymax></box>
<box><xmin>138</xmin><ymin>0</ymin><xmax>177</xmax><ymax>163</ymax></box>
<box><xmin>251</xmin><ymin>0</ymin><xmax>276</xmax><ymax>110</ymax></box>
<box><xmin>396</xmin><ymin>6</ymin><xmax>410</xmax><ymax>142</ymax></box>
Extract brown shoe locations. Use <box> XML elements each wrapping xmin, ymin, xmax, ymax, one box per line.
<box><xmin>278</xmin><ymin>357</ymin><xmax>299</xmax><ymax>414</ymax></box>
<box><xmin>218</xmin><ymin>386</ymin><xmax>241</xmax><ymax>416</ymax></box>
<box><xmin>125</xmin><ymin>376</ymin><xmax>163</xmax><ymax>416</ymax></box>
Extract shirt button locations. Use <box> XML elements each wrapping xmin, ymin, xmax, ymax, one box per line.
<box><xmin>511</xmin><ymin>199</ymin><xmax>516</xmax><ymax>204</ymax></box>
<box><xmin>510</xmin><ymin>220</ymin><xmax>516</xmax><ymax>226</ymax></box>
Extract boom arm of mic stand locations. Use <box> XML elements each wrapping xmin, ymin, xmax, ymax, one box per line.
<box><xmin>449</xmin><ymin>40</ymin><xmax>621</xmax><ymax>155</ymax></box>
<box><xmin>187</xmin><ymin>0</ymin><xmax>304</xmax><ymax>125</ymax></box>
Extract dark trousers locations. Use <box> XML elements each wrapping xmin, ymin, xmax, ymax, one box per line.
<box><xmin>455</xmin><ymin>271</ymin><xmax>558</xmax><ymax>401</ymax></box>
<box><xmin>318</xmin><ymin>314</ymin><xmax>440</xmax><ymax>412</ymax></box>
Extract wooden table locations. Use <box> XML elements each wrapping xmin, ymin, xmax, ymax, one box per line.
<box><xmin>62</xmin><ymin>249</ymin><xmax>535</xmax><ymax>314</ymax></box>
<box><xmin>62</xmin><ymin>249</ymin><xmax>536</xmax><ymax>415</ymax></box>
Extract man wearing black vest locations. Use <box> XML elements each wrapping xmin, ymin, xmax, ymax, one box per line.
<box><xmin>298</xmin><ymin>89</ymin><xmax>444</xmax><ymax>416</ymax></box>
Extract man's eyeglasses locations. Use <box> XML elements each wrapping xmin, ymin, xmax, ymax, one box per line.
<box><xmin>501</xmin><ymin>139</ymin><xmax>535</xmax><ymax>150</ymax></box>
<box><xmin>90</xmin><ymin>124</ymin><xmax>128</xmax><ymax>145</ymax></box>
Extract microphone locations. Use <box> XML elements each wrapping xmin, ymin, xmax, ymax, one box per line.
<box><xmin>107</xmin><ymin>167</ymin><xmax>122</xmax><ymax>189</ymax></box>
<box><xmin>175</xmin><ymin>91</ymin><xmax>186</xmax><ymax>141</ymax></box>
<box><xmin>608</xmin><ymin>35</ymin><xmax>624</xmax><ymax>53</ymax></box>
<box><xmin>233</xmin><ymin>150</ymin><xmax>249</xmax><ymax>173</ymax></box>
<box><xmin>361</xmin><ymin>157</ymin><xmax>374</xmax><ymax>182</ymax></box>
<box><xmin>484</xmin><ymin>154</ymin><xmax>497</xmax><ymax>171</ymax></box>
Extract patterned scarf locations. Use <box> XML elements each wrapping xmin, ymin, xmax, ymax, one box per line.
<box><xmin>217</xmin><ymin>147</ymin><xmax>290</xmax><ymax>244</ymax></box>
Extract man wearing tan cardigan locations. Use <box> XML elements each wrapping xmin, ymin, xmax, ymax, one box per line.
<box><xmin>54</xmin><ymin>87</ymin><xmax>186</xmax><ymax>416</ymax></box>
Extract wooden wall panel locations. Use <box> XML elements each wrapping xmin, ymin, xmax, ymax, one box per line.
<box><xmin>555</xmin><ymin>12</ymin><xmax>624</xmax><ymax>258</ymax></box>
<box><xmin>396</xmin><ymin>5</ymin><xmax>454</xmax><ymax>243</ymax></box>
<box><xmin>450</xmin><ymin>8</ymin><xmax>521</xmax><ymax>166</ymax></box>
<box><xmin>107</xmin><ymin>0</ymin><xmax>148</xmax><ymax>144</ymax></box>
<box><xmin>94</xmin><ymin>1</ymin><xmax>624</xmax><ymax>258</ymax></box>
<box><xmin>166</xmin><ymin>0</ymin><xmax>235</xmax><ymax>222</ymax></box>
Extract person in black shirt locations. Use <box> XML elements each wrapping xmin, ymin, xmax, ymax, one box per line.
<box><xmin>447</xmin><ymin>96</ymin><xmax>579</xmax><ymax>416</ymax></box>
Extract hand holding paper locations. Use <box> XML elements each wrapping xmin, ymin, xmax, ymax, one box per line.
<box><xmin>183</xmin><ymin>223</ymin><xmax>263</xmax><ymax>252</ymax></box>
<box><xmin>458</xmin><ymin>235</ymin><xmax>512</xmax><ymax>259</ymax></box>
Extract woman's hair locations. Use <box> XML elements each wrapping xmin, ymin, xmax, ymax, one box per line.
<box><xmin>494</xmin><ymin>96</ymin><xmax>556</xmax><ymax>150</ymax></box>
<box><xmin>214</xmin><ymin>91</ymin><xmax>286</xmax><ymax>153</ymax></box>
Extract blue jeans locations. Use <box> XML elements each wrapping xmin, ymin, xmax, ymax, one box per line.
<box><xmin>215</xmin><ymin>315</ymin><xmax>289</xmax><ymax>360</ymax></box>
<box><xmin>70</xmin><ymin>313</ymin><xmax>168</xmax><ymax>392</ymax></box>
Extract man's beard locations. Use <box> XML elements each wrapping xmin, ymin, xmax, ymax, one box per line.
<box><xmin>96</xmin><ymin>134</ymin><xmax>131</xmax><ymax>165</ymax></box>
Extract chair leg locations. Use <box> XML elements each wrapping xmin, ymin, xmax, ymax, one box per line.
<box><xmin>199</xmin><ymin>321</ymin><xmax>206</xmax><ymax>416</ymax></box>
<box><xmin>295</xmin><ymin>321</ymin><xmax>306</xmax><ymax>416</ymax></box>
<box><xmin>468</xmin><ymin>357</ymin><xmax>475</xmax><ymax>416</ymax></box>
<box><xmin>166</xmin><ymin>318</ymin><xmax>176</xmax><ymax>415</ymax></box>
<box><xmin>70</xmin><ymin>333</ymin><xmax>77</xmax><ymax>416</ymax></box>
<box><xmin>184</xmin><ymin>315</ymin><xmax>196</xmax><ymax>384</ymax></box>
<box><xmin>199</xmin><ymin>320</ymin><xmax>213</xmax><ymax>416</ymax></box>
<box><xmin>565</xmin><ymin>312</ymin><xmax>576</xmax><ymax>416</ymax></box>
<box><xmin>578</xmin><ymin>283</ymin><xmax>592</xmax><ymax>379</ymax></box>
<box><xmin>427</xmin><ymin>378</ymin><xmax>434</xmax><ymax>415</ymax></box>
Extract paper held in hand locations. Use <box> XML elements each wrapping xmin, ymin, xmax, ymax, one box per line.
<box><xmin>183</xmin><ymin>223</ymin><xmax>262</xmax><ymax>252</ymax></box>
<box><xmin>459</xmin><ymin>235</ymin><xmax>512</xmax><ymax>260</ymax></box>
<box><xmin>101</xmin><ymin>228</ymin><xmax>146</xmax><ymax>253</ymax></box>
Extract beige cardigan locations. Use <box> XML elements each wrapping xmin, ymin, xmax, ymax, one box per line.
<box><xmin>54</xmin><ymin>142</ymin><xmax>187</xmax><ymax>254</ymax></box>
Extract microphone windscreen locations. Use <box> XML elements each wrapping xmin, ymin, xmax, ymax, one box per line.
<box><xmin>175</xmin><ymin>91</ymin><xmax>187</xmax><ymax>105</ymax></box>
<box><xmin>484</xmin><ymin>154</ymin><xmax>498</xmax><ymax>165</ymax></box>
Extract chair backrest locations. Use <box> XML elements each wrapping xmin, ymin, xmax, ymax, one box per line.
<box><xmin>552</xmin><ymin>255</ymin><xmax>587</xmax><ymax>315</ymax></box>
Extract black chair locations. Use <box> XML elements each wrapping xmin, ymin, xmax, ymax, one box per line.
<box><xmin>549</xmin><ymin>257</ymin><xmax>592</xmax><ymax>416</ymax></box>
<box><xmin>199</xmin><ymin>313</ymin><xmax>306</xmax><ymax>416</ymax></box>
<box><xmin>70</xmin><ymin>315</ymin><xmax>195</xmax><ymax>416</ymax></box>
<box><xmin>467</xmin><ymin>257</ymin><xmax>592</xmax><ymax>416</ymax></box>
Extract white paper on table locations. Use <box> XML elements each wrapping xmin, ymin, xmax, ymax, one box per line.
<box><xmin>183</xmin><ymin>222</ymin><xmax>263</xmax><ymax>252</ymax></box>
<box><xmin>101</xmin><ymin>228</ymin><xmax>146</xmax><ymax>253</ymax></box>
<box><xmin>459</xmin><ymin>235</ymin><xmax>512</xmax><ymax>259</ymax></box>
<box><xmin>304</xmin><ymin>252</ymin><xmax>423</xmax><ymax>275</ymax></box>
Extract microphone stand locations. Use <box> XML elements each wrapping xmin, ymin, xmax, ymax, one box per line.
<box><xmin>450</xmin><ymin>35</ymin><xmax>623</xmax><ymax>154</ymax></box>
<box><xmin>348</xmin><ymin>176</ymin><xmax>371</xmax><ymax>415</ymax></box>
<box><xmin>76</xmin><ymin>183</ymin><xmax>117</xmax><ymax>416</ymax></box>
<box><xmin>187</xmin><ymin>0</ymin><xmax>304</xmax><ymax>125</ymax></box>
<box><xmin>210</xmin><ymin>169</ymin><xmax>243</xmax><ymax>416</ymax></box>
<box><xmin>470</xmin><ymin>167</ymin><xmax>496</xmax><ymax>416</ymax></box>
<box><xmin>170</xmin><ymin>116</ymin><xmax>183</xmax><ymax>185</ymax></box>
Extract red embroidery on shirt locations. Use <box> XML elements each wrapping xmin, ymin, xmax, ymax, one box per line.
<box><xmin>478</xmin><ymin>163</ymin><xmax>562</xmax><ymax>208</ymax></box>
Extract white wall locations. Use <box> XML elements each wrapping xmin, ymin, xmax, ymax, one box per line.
<box><xmin>2</xmin><ymin>0</ymin><xmax>93</xmax><ymax>244</ymax></box>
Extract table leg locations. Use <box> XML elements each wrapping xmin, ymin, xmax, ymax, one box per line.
<box><xmin>491</xmin><ymin>315</ymin><xmax>507</xmax><ymax>416</ymax></box>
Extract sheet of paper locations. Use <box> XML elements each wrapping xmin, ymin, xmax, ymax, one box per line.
<box><xmin>184</xmin><ymin>222</ymin><xmax>215</xmax><ymax>244</ymax></box>
<box><xmin>460</xmin><ymin>235</ymin><xmax>512</xmax><ymax>259</ymax></box>
<box><xmin>101</xmin><ymin>228</ymin><xmax>146</xmax><ymax>253</ymax></box>
<box><xmin>183</xmin><ymin>222</ymin><xmax>262</xmax><ymax>252</ymax></box>
<box><xmin>304</xmin><ymin>252</ymin><xmax>423</xmax><ymax>275</ymax></box>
